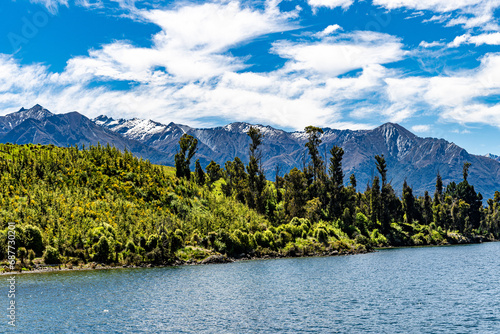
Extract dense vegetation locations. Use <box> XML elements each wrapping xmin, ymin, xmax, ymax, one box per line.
<box><xmin>1</xmin><ymin>125</ymin><xmax>499</xmax><ymax>270</ymax></box>
<box><xmin>0</xmin><ymin>143</ymin><xmax>362</xmax><ymax>270</ymax></box>
<box><xmin>215</xmin><ymin>126</ymin><xmax>500</xmax><ymax>244</ymax></box>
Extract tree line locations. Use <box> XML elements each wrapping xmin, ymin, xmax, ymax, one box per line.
<box><xmin>176</xmin><ymin>125</ymin><xmax>500</xmax><ymax>246</ymax></box>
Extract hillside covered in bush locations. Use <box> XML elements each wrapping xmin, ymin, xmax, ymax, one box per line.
<box><xmin>0</xmin><ymin>143</ymin><xmax>366</xmax><ymax>270</ymax></box>
<box><xmin>0</xmin><ymin>124</ymin><xmax>499</xmax><ymax>270</ymax></box>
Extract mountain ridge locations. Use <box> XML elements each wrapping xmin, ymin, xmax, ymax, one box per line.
<box><xmin>2</xmin><ymin>105</ymin><xmax>500</xmax><ymax>198</ymax></box>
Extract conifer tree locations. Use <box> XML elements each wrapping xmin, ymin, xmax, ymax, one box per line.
<box><xmin>206</xmin><ymin>160</ymin><xmax>221</xmax><ymax>185</ymax></box>
<box><xmin>175</xmin><ymin>134</ymin><xmax>198</xmax><ymax>179</ymax></box>
<box><xmin>246</xmin><ymin>127</ymin><xmax>266</xmax><ymax>213</ymax></box>
<box><xmin>194</xmin><ymin>159</ymin><xmax>205</xmax><ymax>185</ymax></box>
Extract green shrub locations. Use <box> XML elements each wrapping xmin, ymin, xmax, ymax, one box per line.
<box><xmin>126</xmin><ymin>240</ymin><xmax>137</xmax><ymax>253</ymax></box>
<box><xmin>24</xmin><ymin>225</ymin><xmax>45</xmax><ymax>256</ymax></box>
<box><xmin>17</xmin><ymin>247</ymin><xmax>27</xmax><ymax>263</ymax></box>
<box><xmin>146</xmin><ymin>235</ymin><xmax>158</xmax><ymax>251</ymax></box>
<box><xmin>43</xmin><ymin>246</ymin><xmax>61</xmax><ymax>264</ymax></box>
<box><xmin>315</xmin><ymin>228</ymin><xmax>328</xmax><ymax>243</ymax></box>
<box><xmin>94</xmin><ymin>236</ymin><xmax>112</xmax><ymax>263</ymax></box>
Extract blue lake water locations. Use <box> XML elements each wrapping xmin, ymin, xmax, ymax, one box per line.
<box><xmin>2</xmin><ymin>242</ymin><xmax>500</xmax><ymax>333</ymax></box>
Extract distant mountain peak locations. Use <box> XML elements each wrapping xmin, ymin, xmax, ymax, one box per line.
<box><xmin>485</xmin><ymin>153</ymin><xmax>500</xmax><ymax>162</ymax></box>
<box><xmin>16</xmin><ymin>104</ymin><xmax>52</xmax><ymax>116</ymax></box>
<box><xmin>375</xmin><ymin>122</ymin><xmax>416</xmax><ymax>138</ymax></box>
<box><xmin>0</xmin><ymin>105</ymin><xmax>53</xmax><ymax>134</ymax></box>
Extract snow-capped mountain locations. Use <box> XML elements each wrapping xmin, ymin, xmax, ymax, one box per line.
<box><xmin>0</xmin><ymin>108</ymin><xmax>171</xmax><ymax>165</ymax></box>
<box><xmin>0</xmin><ymin>104</ymin><xmax>53</xmax><ymax>134</ymax></box>
<box><xmin>485</xmin><ymin>153</ymin><xmax>500</xmax><ymax>162</ymax></box>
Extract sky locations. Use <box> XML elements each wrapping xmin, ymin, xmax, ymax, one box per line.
<box><xmin>0</xmin><ymin>0</ymin><xmax>500</xmax><ymax>155</ymax></box>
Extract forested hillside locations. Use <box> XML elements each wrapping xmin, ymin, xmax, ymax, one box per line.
<box><xmin>0</xmin><ymin>143</ymin><xmax>364</xmax><ymax>269</ymax></box>
<box><xmin>0</xmin><ymin>124</ymin><xmax>499</xmax><ymax>269</ymax></box>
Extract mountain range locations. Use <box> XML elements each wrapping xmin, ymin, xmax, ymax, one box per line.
<box><xmin>2</xmin><ymin>105</ymin><xmax>500</xmax><ymax>199</ymax></box>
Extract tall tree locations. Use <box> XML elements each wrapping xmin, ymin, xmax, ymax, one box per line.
<box><xmin>194</xmin><ymin>159</ymin><xmax>205</xmax><ymax>186</ymax></box>
<box><xmin>246</xmin><ymin>127</ymin><xmax>266</xmax><ymax>213</ymax></box>
<box><xmin>206</xmin><ymin>160</ymin><xmax>221</xmax><ymax>185</ymax></box>
<box><xmin>370</xmin><ymin>175</ymin><xmax>381</xmax><ymax>226</ymax></box>
<box><xmin>304</xmin><ymin>126</ymin><xmax>324</xmax><ymax>182</ymax></box>
<box><xmin>375</xmin><ymin>154</ymin><xmax>387</xmax><ymax>186</ymax></box>
<box><xmin>375</xmin><ymin>154</ymin><xmax>391</xmax><ymax>232</ymax></box>
<box><xmin>328</xmin><ymin>145</ymin><xmax>345</xmax><ymax>219</ymax></box>
<box><xmin>402</xmin><ymin>180</ymin><xmax>415</xmax><ymax>225</ymax></box>
<box><xmin>222</xmin><ymin>157</ymin><xmax>248</xmax><ymax>203</ymax></box>
<box><xmin>174</xmin><ymin>134</ymin><xmax>198</xmax><ymax>179</ymax></box>
<box><xmin>349</xmin><ymin>173</ymin><xmax>357</xmax><ymax>191</ymax></box>
<box><xmin>328</xmin><ymin>146</ymin><xmax>344</xmax><ymax>189</ymax></box>
<box><xmin>284</xmin><ymin>168</ymin><xmax>308</xmax><ymax>219</ymax></box>
<box><xmin>462</xmin><ymin>162</ymin><xmax>471</xmax><ymax>182</ymax></box>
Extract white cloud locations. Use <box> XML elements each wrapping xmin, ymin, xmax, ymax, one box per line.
<box><xmin>382</xmin><ymin>53</ymin><xmax>500</xmax><ymax>128</ymax></box>
<box><xmin>448</xmin><ymin>34</ymin><xmax>472</xmax><ymax>47</ymax></box>
<box><xmin>449</xmin><ymin>32</ymin><xmax>500</xmax><ymax>47</ymax></box>
<box><xmin>29</xmin><ymin>0</ymin><xmax>68</xmax><ymax>13</ymax></box>
<box><xmin>64</xmin><ymin>1</ymin><xmax>295</xmax><ymax>83</ymax></box>
<box><xmin>451</xmin><ymin>128</ymin><xmax>472</xmax><ymax>134</ymax></box>
<box><xmin>273</xmin><ymin>31</ymin><xmax>404</xmax><ymax>77</ymax></box>
<box><xmin>373</xmin><ymin>0</ymin><xmax>500</xmax><ymax>29</ymax></box>
<box><xmin>411</xmin><ymin>124</ymin><xmax>431</xmax><ymax>133</ymax></box>
<box><xmin>315</xmin><ymin>24</ymin><xmax>343</xmax><ymax>37</ymax></box>
<box><xmin>419</xmin><ymin>40</ymin><xmax>445</xmax><ymax>48</ymax></box>
<box><xmin>5</xmin><ymin>1</ymin><xmax>500</xmax><ymax>133</ymax></box>
<box><xmin>75</xmin><ymin>0</ymin><xmax>103</xmax><ymax>9</ymax></box>
<box><xmin>373</xmin><ymin>0</ymin><xmax>486</xmax><ymax>12</ymax></box>
<box><xmin>308</xmin><ymin>0</ymin><xmax>354</xmax><ymax>10</ymax></box>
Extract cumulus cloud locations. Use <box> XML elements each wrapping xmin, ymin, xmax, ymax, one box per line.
<box><xmin>383</xmin><ymin>53</ymin><xmax>500</xmax><ymax>128</ymax></box>
<box><xmin>64</xmin><ymin>2</ymin><xmax>295</xmax><ymax>83</ymax></box>
<box><xmin>314</xmin><ymin>24</ymin><xmax>343</xmax><ymax>37</ymax></box>
<box><xmin>272</xmin><ymin>31</ymin><xmax>405</xmax><ymax>77</ymax></box>
<box><xmin>419</xmin><ymin>40</ymin><xmax>445</xmax><ymax>48</ymax></box>
<box><xmin>308</xmin><ymin>0</ymin><xmax>354</xmax><ymax>10</ymax></box>
<box><xmin>449</xmin><ymin>32</ymin><xmax>500</xmax><ymax>47</ymax></box>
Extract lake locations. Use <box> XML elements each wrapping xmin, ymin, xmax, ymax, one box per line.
<box><xmin>3</xmin><ymin>242</ymin><xmax>500</xmax><ymax>333</ymax></box>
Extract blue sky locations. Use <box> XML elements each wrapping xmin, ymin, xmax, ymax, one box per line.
<box><xmin>1</xmin><ymin>0</ymin><xmax>500</xmax><ymax>155</ymax></box>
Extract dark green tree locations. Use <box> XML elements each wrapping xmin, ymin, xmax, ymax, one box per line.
<box><xmin>328</xmin><ymin>145</ymin><xmax>345</xmax><ymax>219</ymax></box>
<box><xmin>402</xmin><ymin>180</ymin><xmax>415</xmax><ymax>225</ymax></box>
<box><xmin>375</xmin><ymin>154</ymin><xmax>387</xmax><ymax>186</ymax></box>
<box><xmin>246</xmin><ymin>127</ymin><xmax>267</xmax><ymax>213</ymax></box>
<box><xmin>206</xmin><ymin>160</ymin><xmax>221</xmax><ymax>185</ymax></box>
<box><xmin>174</xmin><ymin>134</ymin><xmax>198</xmax><ymax>179</ymax></box>
<box><xmin>370</xmin><ymin>176</ymin><xmax>381</xmax><ymax>227</ymax></box>
<box><xmin>463</xmin><ymin>162</ymin><xmax>471</xmax><ymax>182</ymax></box>
<box><xmin>194</xmin><ymin>159</ymin><xmax>206</xmax><ymax>186</ymax></box>
<box><xmin>349</xmin><ymin>173</ymin><xmax>357</xmax><ymax>191</ymax></box>
<box><xmin>222</xmin><ymin>157</ymin><xmax>248</xmax><ymax>203</ymax></box>
<box><xmin>304</xmin><ymin>126</ymin><xmax>324</xmax><ymax>182</ymax></box>
<box><xmin>284</xmin><ymin>167</ymin><xmax>308</xmax><ymax>219</ymax></box>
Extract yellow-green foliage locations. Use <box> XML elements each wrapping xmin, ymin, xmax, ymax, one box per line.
<box><xmin>0</xmin><ymin>143</ymin><xmax>274</xmax><ymax>265</ymax></box>
<box><xmin>0</xmin><ymin>143</ymin><xmax>375</xmax><ymax>267</ymax></box>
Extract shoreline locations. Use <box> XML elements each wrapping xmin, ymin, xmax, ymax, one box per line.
<box><xmin>1</xmin><ymin>248</ymin><xmax>368</xmax><ymax>276</ymax></box>
<box><xmin>4</xmin><ymin>239</ymin><xmax>497</xmax><ymax>276</ymax></box>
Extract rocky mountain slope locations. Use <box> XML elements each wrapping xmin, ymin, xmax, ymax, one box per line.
<box><xmin>0</xmin><ymin>106</ymin><xmax>171</xmax><ymax>165</ymax></box>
